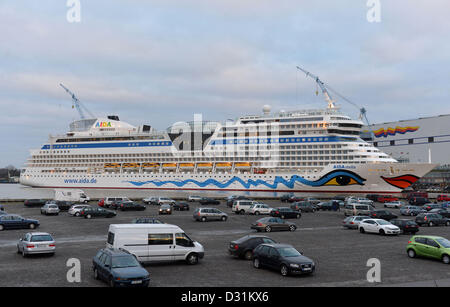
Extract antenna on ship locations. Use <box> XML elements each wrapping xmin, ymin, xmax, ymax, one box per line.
<box><xmin>59</xmin><ymin>83</ymin><xmax>95</xmax><ymax>120</ymax></box>
<box><xmin>296</xmin><ymin>66</ymin><xmax>371</xmax><ymax>126</ymax></box>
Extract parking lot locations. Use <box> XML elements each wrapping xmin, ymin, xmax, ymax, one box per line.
<box><xmin>0</xmin><ymin>199</ymin><xmax>449</xmax><ymax>287</ymax></box>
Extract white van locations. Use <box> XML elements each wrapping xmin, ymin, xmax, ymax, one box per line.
<box><xmin>54</xmin><ymin>189</ymin><xmax>90</xmax><ymax>203</ymax></box>
<box><xmin>106</xmin><ymin>224</ymin><xmax>204</xmax><ymax>265</ymax></box>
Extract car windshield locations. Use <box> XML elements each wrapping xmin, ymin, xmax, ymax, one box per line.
<box><xmin>111</xmin><ymin>255</ymin><xmax>140</xmax><ymax>268</ymax></box>
<box><xmin>278</xmin><ymin>247</ymin><xmax>301</xmax><ymax>257</ymax></box>
<box><xmin>30</xmin><ymin>235</ymin><xmax>53</xmax><ymax>242</ymax></box>
<box><xmin>436</xmin><ymin>238</ymin><xmax>450</xmax><ymax>248</ymax></box>
<box><xmin>377</xmin><ymin>220</ymin><xmax>391</xmax><ymax>225</ymax></box>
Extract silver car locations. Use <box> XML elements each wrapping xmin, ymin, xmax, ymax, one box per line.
<box><xmin>17</xmin><ymin>232</ymin><xmax>55</xmax><ymax>257</ymax></box>
<box><xmin>342</xmin><ymin>215</ymin><xmax>371</xmax><ymax>229</ymax></box>
<box><xmin>193</xmin><ymin>208</ymin><xmax>228</xmax><ymax>222</ymax></box>
<box><xmin>40</xmin><ymin>203</ymin><xmax>60</xmax><ymax>216</ymax></box>
<box><xmin>68</xmin><ymin>204</ymin><xmax>91</xmax><ymax>217</ymax></box>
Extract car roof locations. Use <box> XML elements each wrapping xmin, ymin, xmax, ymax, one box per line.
<box><xmin>412</xmin><ymin>235</ymin><xmax>444</xmax><ymax>240</ymax></box>
<box><xmin>28</xmin><ymin>232</ymin><xmax>51</xmax><ymax>236</ymax></box>
<box><xmin>259</xmin><ymin>243</ymin><xmax>293</xmax><ymax>248</ymax></box>
<box><xmin>101</xmin><ymin>248</ymin><xmax>132</xmax><ymax>256</ymax></box>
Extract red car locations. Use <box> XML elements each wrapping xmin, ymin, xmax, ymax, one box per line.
<box><xmin>377</xmin><ymin>195</ymin><xmax>399</xmax><ymax>203</ymax></box>
<box><xmin>437</xmin><ymin>195</ymin><xmax>450</xmax><ymax>202</ymax></box>
<box><xmin>98</xmin><ymin>198</ymin><xmax>105</xmax><ymax>207</ymax></box>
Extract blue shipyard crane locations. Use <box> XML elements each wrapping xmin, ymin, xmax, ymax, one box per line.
<box><xmin>59</xmin><ymin>83</ymin><xmax>95</xmax><ymax>119</ymax></box>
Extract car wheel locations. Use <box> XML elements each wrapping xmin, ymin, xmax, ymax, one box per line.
<box><xmin>240</xmin><ymin>210</ymin><xmax>245</xmax><ymax>215</ymax></box>
<box><xmin>443</xmin><ymin>254</ymin><xmax>450</xmax><ymax>264</ymax></box>
<box><xmin>22</xmin><ymin>250</ymin><xmax>27</xmax><ymax>258</ymax></box>
<box><xmin>0</xmin><ymin>225</ymin><xmax>4</xmax><ymax>231</ymax></box>
<box><xmin>446</xmin><ymin>221</ymin><xmax>450</xmax><ymax>226</ymax></box>
<box><xmin>280</xmin><ymin>264</ymin><xmax>289</xmax><ymax>277</ymax></box>
<box><xmin>86</xmin><ymin>214</ymin><xmax>92</xmax><ymax>219</ymax></box>
<box><xmin>255</xmin><ymin>211</ymin><xmax>260</xmax><ymax>215</ymax></box>
<box><xmin>75</xmin><ymin>212</ymin><xmax>80</xmax><ymax>217</ymax></box>
<box><xmin>359</xmin><ymin>227</ymin><xmax>365</xmax><ymax>233</ymax></box>
<box><xmin>93</xmin><ymin>268</ymin><xmax>99</xmax><ymax>280</ymax></box>
<box><xmin>201</xmin><ymin>217</ymin><xmax>207</xmax><ymax>222</ymax></box>
<box><xmin>244</xmin><ymin>250</ymin><xmax>253</xmax><ymax>260</ymax></box>
<box><xmin>221</xmin><ymin>216</ymin><xmax>227</xmax><ymax>221</ymax></box>
<box><xmin>109</xmin><ymin>278</ymin><xmax>116</xmax><ymax>288</ymax></box>
<box><xmin>253</xmin><ymin>258</ymin><xmax>260</xmax><ymax>269</ymax></box>
<box><xmin>281</xmin><ymin>215</ymin><xmax>285</xmax><ymax>219</ymax></box>
<box><xmin>29</xmin><ymin>223</ymin><xmax>36</xmax><ymax>229</ymax></box>
<box><xmin>428</xmin><ymin>221</ymin><xmax>434</xmax><ymax>227</ymax></box>
<box><xmin>289</xmin><ymin>225</ymin><xmax>296</xmax><ymax>232</ymax></box>
<box><xmin>265</xmin><ymin>226</ymin><xmax>272</xmax><ymax>232</ymax></box>
<box><xmin>407</xmin><ymin>249</ymin><xmax>416</xmax><ymax>258</ymax></box>
<box><xmin>186</xmin><ymin>253</ymin><xmax>199</xmax><ymax>265</ymax></box>
<box><xmin>379</xmin><ymin>229</ymin><xmax>385</xmax><ymax>236</ymax></box>
<box><xmin>296</xmin><ymin>214</ymin><xmax>300</xmax><ymax>219</ymax></box>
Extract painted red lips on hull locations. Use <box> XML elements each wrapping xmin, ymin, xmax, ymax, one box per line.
<box><xmin>380</xmin><ymin>174</ymin><xmax>420</xmax><ymax>189</ymax></box>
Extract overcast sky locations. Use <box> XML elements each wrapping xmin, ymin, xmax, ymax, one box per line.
<box><xmin>1</xmin><ymin>0</ymin><xmax>450</xmax><ymax>167</ymax></box>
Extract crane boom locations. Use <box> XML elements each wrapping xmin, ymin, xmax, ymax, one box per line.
<box><xmin>296</xmin><ymin>66</ymin><xmax>335</xmax><ymax>109</ymax></box>
<box><xmin>59</xmin><ymin>83</ymin><xmax>95</xmax><ymax>119</ymax></box>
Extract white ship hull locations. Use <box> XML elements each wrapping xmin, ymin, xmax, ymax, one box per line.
<box><xmin>20</xmin><ymin>163</ymin><xmax>436</xmax><ymax>199</ymax></box>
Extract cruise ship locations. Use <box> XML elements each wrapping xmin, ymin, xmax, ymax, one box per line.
<box><xmin>20</xmin><ymin>105</ymin><xmax>436</xmax><ymax>198</ymax></box>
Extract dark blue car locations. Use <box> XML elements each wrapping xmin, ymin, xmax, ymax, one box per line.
<box><xmin>0</xmin><ymin>215</ymin><xmax>39</xmax><ymax>231</ymax></box>
<box><xmin>92</xmin><ymin>248</ymin><xmax>150</xmax><ymax>287</ymax></box>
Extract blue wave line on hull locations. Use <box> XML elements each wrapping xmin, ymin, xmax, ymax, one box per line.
<box><xmin>123</xmin><ymin>171</ymin><xmax>364</xmax><ymax>189</ymax></box>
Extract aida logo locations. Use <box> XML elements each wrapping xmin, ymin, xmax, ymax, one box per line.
<box><xmin>95</xmin><ymin>122</ymin><xmax>112</xmax><ymax>128</ymax></box>
<box><xmin>373</xmin><ymin>126</ymin><xmax>419</xmax><ymax>138</ymax></box>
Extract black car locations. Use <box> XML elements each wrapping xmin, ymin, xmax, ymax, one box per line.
<box><xmin>316</xmin><ymin>201</ymin><xmax>339</xmax><ymax>211</ymax></box>
<box><xmin>159</xmin><ymin>204</ymin><xmax>172</xmax><ymax>215</ymax></box>
<box><xmin>0</xmin><ymin>204</ymin><xmax>5</xmax><ymax>212</ymax></box>
<box><xmin>429</xmin><ymin>208</ymin><xmax>450</xmax><ymax>218</ymax></box>
<box><xmin>280</xmin><ymin>194</ymin><xmax>293</xmax><ymax>202</ymax></box>
<box><xmin>270</xmin><ymin>207</ymin><xmax>301</xmax><ymax>219</ymax></box>
<box><xmin>252</xmin><ymin>243</ymin><xmax>315</xmax><ymax>276</ymax></box>
<box><xmin>390</xmin><ymin>219</ymin><xmax>420</xmax><ymax>234</ymax></box>
<box><xmin>116</xmin><ymin>201</ymin><xmax>146</xmax><ymax>211</ymax></box>
<box><xmin>409</xmin><ymin>197</ymin><xmax>430</xmax><ymax>206</ymax></box>
<box><xmin>0</xmin><ymin>214</ymin><xmax>40</xmax><ymax>231</ymax></box>
<box><xmin>45</xmin><ymin>200</ymin><xmax>73</xmax><ymax>211</ymax></box>
<box><xmin>199</xmin><ymin>197</ymin><xmax>220</xmax><ymax>205</ymax></box>
<box><xmin>369</xmin><ymin>210</ymin><xmax>397</xmax><ymax>221</ymax></box>
<box><xmin>365</xmin><ymin>194</ymin><xmax>380</xmax><ymax>202</ymax></box>
<box><xmin>24</xmin><ymin>199</ymin><xmax>47</xmax><ymax>208</ymax></box>
<box><xmin>80</xmin><ymin>207</ymin><xmax>116</xmax><ymax>219</ymax></box>
<box><xmin>228</xmin><ymin>235</ymin><xmax>277</xmax><ymax>260</ymax></box>
<box><xmin>415</xmin><ymin>213</ymin><xmax>450</xmax><ymax>227</ymax></box>
<box><xmin>173</xmin><ymin>202</ymin><xmax>190</xmax><ymax>211</ymax></box>
<box><xmin>132</xmin><ymin>217</ymin><xmax>164</xmax><ymax>224</ymax></box>
<box><xmin>92</xmin><ymin>248</ymin><xmax>150</xmax><ymax>287</ymax></box>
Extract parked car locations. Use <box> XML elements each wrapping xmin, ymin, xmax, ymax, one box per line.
<box><xmin>316</xmin><ymin>201</ymin><xmax>339</xmax><ymax>211</ymax></box>
<box><xmin>280</xmin><ymin>194</ymin><xmax>294</xmax><ymax>202</ymax></box>
<box><xmin>390</xmin><ymin>219</ymin><xmax>420</xmax><ymax>234</ymax></box>
<box><xmin>193</xmin><ymin>208</ymin><xmax>228</xmax><ymax>222</ymax></box>
<box><xmin>80</xmin><ymin>207</ymin><xmax>116</xmax><ymax>219</ymax></box>
<box><xmin>346</xmin><ymin>196</ymin><xmax>374</xmax><ymax>206</ymax></box>
<box><xmin>291</xmin><ymin>201</ymin><xmax>316</xmax><ymax>213</ymax></box>
<box><xmin>429</xmin><ymin>208</ymin><xmax>450</xmax><ymax>218</ymax></box>
<box><xmin>400</xmin><ymin>205</ymin><xmax>426</xmax><ymax>216</ymax></box>
<box><xmin>409</xmin><ymin>197</ymin><xmax>430</xmax><ymax>206</ymax></box>
<box><xmin>270</xmin><ymin>207</ymin><xmax>301</xmax><ymax>219</ymax></box>
<box><xmin>251</xmin><ymin>217</ymin><xmax>297</xmax><ymax>232</ymax></box>
<box><xmin>228</xmin><ymin>235</ymin><xmax>276</xmax><ymax>260</ymax></box>
<box><xmin>232</xmin><ymin>200</ymin><xmax>258</xmax><ymax>214</ymax></box>
<box><xmin>344</xmin><ymin>203</ymin><xmax>375</xmax><ymax>216</ymax></box>
<box><xmin>92</xmin><ymin>248</ymin><xmax>150</xmax><ymax>287</ymax></box>
<box><xmin>45</xmin><ymin>200</ymin><xmax>73</xmax><ymax>211</ymax></box>
<box><xmin>40</xmin><ymin>203</ymin><xmax>60</xmax><ymax>216</ymax></box>
<box><xmin>107</xmin><ymin>224</ymin><xmax>204</xmax><ymax>265</ymax></box>
<box><xmin>226</xmin><ymin>195</ymin><xmax>249</xmax><ymax>207</ymax></box>
<box><xmin>0</xmin><ymin>215</ymin><xmax>39</xmax><ymax>231</ymax></box>
<box><xmin>131</xmin><ymin>217</ymin><xmax>164</xmax><ymax>224</ymax></box>
<box><xmin>422</xmin><ymin>203</ymin><xmax>442</xmax><ymax>211</ymax></box>
<box><xmin>100</xmin><ymin>197</ymin><xmax>132</xmax><ymax>208</ymax></box>
<box><xmin>116</xmin><ymin>201</ymin><xmax>146</xmax><ymax>211</ymax></box>
<box><xmin>188</xmin><ymin>195</ymin><xmax>203</xmax><ymax>202</ymax></box>
<box><xmin>384</xmin><ymin>201</ymin><xmax>404</xmax><ymax>209</ymax></box>
<box><xmin>154</xmin><ymin>197</ymin><xmax>176</xmax><ymax>206</ymax></box>
<box><xmin>406</xmin><ymin>236</ymin><xmax>450</xmax><ymax>264</ymax></box>
<box><xmin>142</xmin><ymin>197</ymin><xmax>158</xmax><ymax>205</ymax></box>
<box><xmin>415</xmin><ymin>213</ymin><xmax>450</xmax><ymax>227</ymax></box>
<box><xmin>17</xmin><ymin>232</ymin><xmax>55</xmax><ymax>257</ymax></box>
<box><xmin>68</xmin><ymin>204</ymin><xmax>91</xmax><ymax>217</ymax></box>
<box><xmin>377</xmin><ymin>195</ymin><xmax>399</xmax><ymax>203</ymax></box>
<box><xmin>173</xmin><ymin>202</ymin><xmax>190</xmax><ymax>211</ymax></box>
<box><xmin>342</xmin><ymin>215</ymin><xmax>371</xmax><ymax>229</ymax></box>
<box><xmin>358</xmin><ymin>219</ymin><xmax>400</xmax><ymax>235</ymax></box>
<box><xmin>252</xmin><ymin>243</ymin><xmax>315</xmax><ymax>276</ymax></box>
<box><xmin>0</xmin><ymin>204</ymin><xmax>4</xmax><ymax>211</ymax></box>
<box><xmin>199</xmin><ymin>197</ymin><xmax>221</xmax><ymax>205</ymax></box>
<box><xmin>0</xmin><ymin>210</ymin><xmax>7</xmax><ymax>216</ymax></box>
<box><xmin>366</xmin><ymin>194</ymin><xmax>380</xmax><ymax>202</ymax></box>
<box><xmin>24</xmin><ymin>199</ymin><xmax>47</xmax><ymax>208</ymax></box>
<box><xmin>437</xmin><ymin>195</ymin><xmax>450</xmax><ymax>202</ymax></box>
<box><xmin>369</xmin><ymin>210</ymin><xmax>398</xmax><ymax>221</ymax></box>
<box><xmin>287</xmin><ymin>195</ymin><xmax>304</xmax><ymax>203</ymax></box>
<box><xmin>248</xmin><ymin>203</ymin><xmax>273</xmax><ymax>215</ymax></box>
<box><xmin>159</xmin><ymin>204</ymin><xmax>172</xmax><ymax>215</ymax></box>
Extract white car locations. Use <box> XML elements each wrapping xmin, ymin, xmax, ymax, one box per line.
<box><xmin>40</xmin><ymin>203</ymin><xmax>60</xmax><ymax>216</ymax></box>
<box><xmin>68</xmin><ymin>204</ymin><xmax>91</xmax><ymax>217</ymax></box>
<box><xmin>358</xmin><ymin>219</ymin><xmax>400</xmax><ymax>235</ymax></box>
<box><xmin>188</xmin><ymin>195</ymin><xmax>203</xmax><ymax>202</ymax></box>
<box><xmin>384</xmin><ymin>201</ymin><xmax>404</xmax><ymax>209</ymax></box>
<box><xmin>248</xmin><ymin>203</ymin><xmax>273</xmax><ymax>215</ymax></box>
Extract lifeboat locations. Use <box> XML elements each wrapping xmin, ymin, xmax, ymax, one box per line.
<box><xmin>162</xmin><ymin>163</ymin><xmax>177</xmax><ymax>168</ymax></box>
<box><xmin>197</xmin><ymin>162</ymin><xmax>213</xmax><ymax>168</ymax></box>
<box><xmin>216</xmin><ymin>162</ymin><xmax>232</xmax><ymax>168</ymax></box>
<box><xmin>142</xmin><ymin>163</ymin><xmax>160</xmax><ymax>168</ymax></box>
<box><xmin>235</xmin><ymin>162</ymin><xmax>252</xmax><ymax>168</ymax></box>
<box><xmin>179</xmin><ymin>163</ymin><xmax>195</xmax><ymax>168</ymax></box>
<box><xmin>104</xmin><ymin>163</ymin><xmax>121</xmax><ymax>168</ymax></box>
<box><xmin>122</xmin><ymin>163</ymin><xmax>140</xmax><ymax>168</ymax></box>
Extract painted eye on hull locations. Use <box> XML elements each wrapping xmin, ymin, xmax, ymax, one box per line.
<box><xmin>315</xmin><ymin>170</ymin><xmax>366</xmax><ymax>187</ymax></box>
<box><xmin>324</xmin><ymin>176</ymin><xmax>359</xmax><ymax>186</ymax></box>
